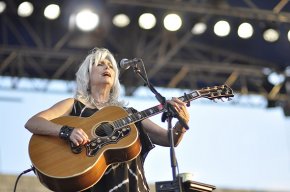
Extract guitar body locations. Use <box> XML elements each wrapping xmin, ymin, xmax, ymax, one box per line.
<box><xmin>29</xmin><ymin>106</ymin><xmax>141</xmax><ymax>192</ymax></box>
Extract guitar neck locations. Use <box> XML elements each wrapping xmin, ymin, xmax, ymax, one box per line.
<box><xmin>113</xmin><ymin>90</ymin><xmax>200</xmax><ymax>129</ymax></box>
<box><xmin>112</xmin><ymin>84</ymin><xmax>234</xmax><ymax>129</ymax></box>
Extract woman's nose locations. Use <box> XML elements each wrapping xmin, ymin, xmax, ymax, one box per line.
<box><xmin>104</xmin><ymin>64</ymin><xmax>109</xmax><ymax>69</ymax></box>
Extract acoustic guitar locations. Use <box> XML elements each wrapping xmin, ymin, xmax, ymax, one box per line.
<box><xmin>28</xmin><ymin>85</ymin><xmax>234</xmax><ymax>192</ymax></box>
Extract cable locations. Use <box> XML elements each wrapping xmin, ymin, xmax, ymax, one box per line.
<box><xmin>13</xmin><ymin>166</ymin><xmax>35</xmax><ymax>192</ymax></box>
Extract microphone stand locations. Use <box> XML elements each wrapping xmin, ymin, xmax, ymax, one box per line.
<box><xmin>132</xmin><ymin>63</ymin><xmax>189</xmax><ymax>192</ymax></box>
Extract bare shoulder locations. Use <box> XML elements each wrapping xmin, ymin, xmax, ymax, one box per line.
<box><xmin>50</xmin><ymin>98</ymin><xmax>75</xmax><ymax>109</ymax></box>
<box><xmin>36</xmin><ymin>98</ymin><xmax>75</xmax><ymax>119</ymax></box>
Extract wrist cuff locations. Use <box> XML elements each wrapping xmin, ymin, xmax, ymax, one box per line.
<box><xmin>174</xmin><ymin>123</ymin><xmax>186</xmax><ymax>135</ymax></box>
<box><xmin>59</xmin><ymin>125</ymin><xmax>74</xmax><ymax>140</ymax></box>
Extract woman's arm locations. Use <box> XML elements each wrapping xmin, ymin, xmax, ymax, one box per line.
<box><xmin>25</xmin><ymin>98</ymin><xmax>89</xmax><ymax>146</ymax></box>
<box><xmin>142</xmin><ymin>97</ymin><xmax>190</xmax><ymax>147</ymax></box>
<box><xmin>25</xmin><ymin>98</ymin><xmax>74</xmax><ymax>136</ymax></box>
<box><xmin>141</xmin><ymin>119</ymin><xmax>187</xmax><ymax>147</ymax></box>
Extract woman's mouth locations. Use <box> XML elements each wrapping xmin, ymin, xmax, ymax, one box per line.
<box><xmin>102</xmin><ymin>72</ymin><xmax>111</xmax><ymax>77</ymax></box>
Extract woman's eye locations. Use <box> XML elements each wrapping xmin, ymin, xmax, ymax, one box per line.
<box><xmin>97</xmin><ymin>62</ymin><xmax>113</xmax><ymax>69</ymax></box>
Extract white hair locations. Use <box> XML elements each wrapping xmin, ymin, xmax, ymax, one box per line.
<box><xmin>75</xmin><ymin>47</ymin><xmax>124</xmax><ymax>107</ymax></box>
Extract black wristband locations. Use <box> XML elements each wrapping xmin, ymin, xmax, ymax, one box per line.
<box><xmin>59</xmin><ymin>125</ymin><xmax>74</xmax><ymax>140</ymax></box>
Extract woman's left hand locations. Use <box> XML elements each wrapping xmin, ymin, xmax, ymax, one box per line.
<box><xmin>167</xmin><ymin>97</ymin><xmax>190</xmax><ymax>123</ymax></box>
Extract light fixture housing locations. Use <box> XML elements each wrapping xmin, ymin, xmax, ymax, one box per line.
<box><xmin>17</xmin><ymin>1</ymin><xmax>34</xmax><ymax>17</ymax></box>
<box><xmin>163</xmin><ymin>13</ymin><xmax>182</xmax><ymax>32</ymax></box>
<box><xmin>75</xmin><ymin>9</ymin><xmax>99</xmax><ymax>32</ymax></box>
<box><xmin>237</xmin><ymin>22</ymin><xmax>254</xmax><ymax>39</ymax></box>
<box><xmin>214</xmin><ymin>20</ymin><xmax>231</xmax><ymax>37</ymax></box>
<box><xmin>0</xmin><ymin>1</ymin><xmax>6</xmax><ymax>14</ymax></box>
<box><xmin>112</xmin><ymin>14</ymin><xmax>130</xmax><ymax>28</ymax></box>
<box><xmin>267</xmin><ymin>71</ymin><xmax>285</xmax><ymax>85</ymax></box>
<box><xmin>138</xmin><ymin>13</ymin><xmax>156</xmax><ymax>30</ymax></box>
<box><xmin>263</xmin><ymin>27</ymin><xmax>279</xmax><ymax>42</ymax></box>
<box><xmin>191</xmin><ymin>22</ymin><xmax>207</xmax><ymax>35</ymax></box>
<box><xmin>44</xmin><ymin>4</ymin><xmax>60</xmax><ymax>20</ymax></box>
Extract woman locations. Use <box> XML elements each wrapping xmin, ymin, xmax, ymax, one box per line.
<box><xmin>25</xmin><ymin>47</ymin><xmax>190</xmax><ymax>192</ymax></box>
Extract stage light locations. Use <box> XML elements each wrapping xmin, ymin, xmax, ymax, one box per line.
<box><xmin>44</xmin><ymin>4</ymin><xmax>60</xmax><ymax>20</ymax></box>
<box><xmin>287</xmin><ymin>30</ymin><xmax>290</xmax><ymax>42</ymax></box>
<box><xmin>75</xmin><ymin>9</ymin><xmax>99</xmax><ymax>32</ymax></box>
<box><xmin>112</xmin><ymin>14</ymin><xmax>130</xmax><ymax>28</ymax></box>
<box><xmin>214</xmin><ymin>20</ymin><xmax>230</xmax><ymax>37</ymax></box>
<box><xmin>237</xmin><ymin>22</ymin><xmax>253</xmax><ymax>39</ymax></box>
<box><xmin>191</xmin><ymin>22</ymin><xmax>207</xmax><ymax>35</ymax></box>
<box><xmin>0</xmin><ymin>1</ymin><xmax>6</xmax><ymax>14</ymax></box>
<box><xmin>268</xmin><ymin>71</ymin><xmax>285</xmax><ymax>85</ymax></box>
<box><xmin>262</xmin><ymin>67</ymin><xmax>272</xmax><ymax>75</ymax></box>
<box><xmin>263</xmin><ymin>28</ymin><xmax>279</xmax><ymax>42</ymax></box>
<box><xmin>285</xmin><ymin>66</ymin><xmax>290</xmax><ymax>77</ymax></box>
<box><xmin>138</xmin><ymin>13</ymin><xmax>156</xmax><ymax>30</ymax></box>
<box><xmin>163</xmin><ymin>13</ymin><xmax>182</xmax><ymax>32</ymax></box>
<box><xmin>17</xmin><ymin>1</ymin><xmax>34</xmax><ymax>17</ymax></box>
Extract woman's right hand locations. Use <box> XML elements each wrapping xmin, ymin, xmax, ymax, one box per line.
<box><xmin>69</xmin><ymin>128</ymin><xmax>90</xmax><ymax>146</ymax></box>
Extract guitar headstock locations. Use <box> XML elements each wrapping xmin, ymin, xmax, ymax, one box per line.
<box><xmin>198</xmin><ymin>84</ymin><xmax>234</xmax><ymax>101</ymax></box>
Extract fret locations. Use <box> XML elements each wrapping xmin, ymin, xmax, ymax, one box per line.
<box><xmin>140</xmin><ymin>111</ymin><xmax>146</xmax><ymax>118</ymax></box>
<box><xmin>113</xmin><ymin>105</ymin><xmax>165</xmax><ymax>129</ymax></box>
<box><xmin>178</xmin><ymin>91</ymin><xmax>199</xmax><ymax>102</ymax></box>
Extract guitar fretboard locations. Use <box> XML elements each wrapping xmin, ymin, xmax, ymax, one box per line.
<box><xmin>113</xmin><ymin>105</ymin><xmax>164</xmax><ymax>129</ymax></box>
<box><xmin>112</xmin><ymin>90</ymin><xmax>200</xmax><ymax>129</ymax></box>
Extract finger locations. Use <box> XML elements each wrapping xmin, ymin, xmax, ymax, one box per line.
<box><xmin>71</xmin><ymin>138</ymin><xmax>80</xmax><ymax>146</ymax></box>
<box><xmin>73</xmin><ymin>135</ymin><xmax>83</xmax><ymax>144</ymax></box>
<box><xmin>74</xmin><ymin>129</ymin><xmax>89</xmax><ymax>143</ymax></box>
<box><xmin>168</xmin><ymin>100</ymin><xmax>181</xmax><ymax>111</ymax></box>
<box><xmin>79</xmin><ymin>133</ymin><xmax>89</xmax><ymax>144</ymax></box>
<box><xmin>174</xmin><ymin>101</ymin><xmax>185</xmax><ymax>111</ymax></box>
<box><xmin>68</xmin><ymin>129</ymin><xmax>84</xmax><ymax>145</ymax></box>
<box><xmin>171</xmin><ymin>99</ymin><xmax>187</xmax><ymax>111</ymax></box>
<box><xmin>172</xmin><ymin>97</ymin><xmax>186</xmax><ymax>105</ymax></box>
<box><xmin>80</xmin><ymin>129</ymin><xmax>90</xmax><ymax>141</ymax></box>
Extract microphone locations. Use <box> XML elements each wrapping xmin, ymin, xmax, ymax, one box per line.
<box><xmin>119</xmin><ymin>58</ymin><xmax>141</xmax><ymax>70</ymax></box>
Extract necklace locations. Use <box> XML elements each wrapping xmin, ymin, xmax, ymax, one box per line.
<box><xmin>91</xmin><ymin>98</ymin><xmax>110</xmax><ymax>108</ymax></box>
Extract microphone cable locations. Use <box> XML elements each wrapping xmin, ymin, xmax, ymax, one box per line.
<box><xmin>13</xmin><ymin>166</ymin><xmax>35</xmax><ymax>192</ymax></box>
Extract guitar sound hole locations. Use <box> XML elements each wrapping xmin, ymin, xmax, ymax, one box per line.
<box><xmin>95</xmin><ymin>122</ymin><xmax>114</xmax><ymax>137</ymax></box>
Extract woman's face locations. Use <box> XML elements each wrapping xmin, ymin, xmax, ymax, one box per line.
<box><xmin>90</xmin><ymin>58</ymin><xmax>115</xmax><ymax>89</ymax></box>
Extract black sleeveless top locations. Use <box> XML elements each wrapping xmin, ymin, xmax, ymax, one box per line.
<box><xmin>71</xmin><ymin>100</ymin><xmax>155</xmax><ymax>192</ymax></box>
